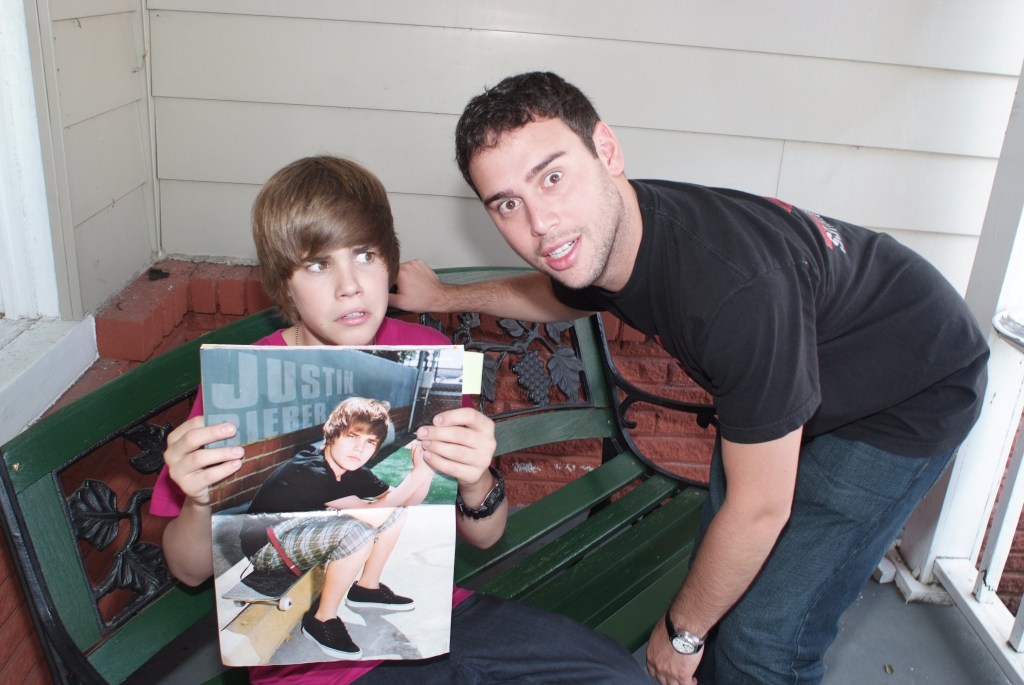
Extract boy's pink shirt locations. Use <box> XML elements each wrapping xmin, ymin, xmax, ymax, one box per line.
<box><xmin>150</xmin><ymin>317</ymin><xmax>474</xmax><ymax>684</ymax></box>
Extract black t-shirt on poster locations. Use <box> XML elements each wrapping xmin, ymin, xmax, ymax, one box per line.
<box><xmin>239</xmin><ymin>447</ymin><xmax>390</xmax><ymax>558</ymax></box>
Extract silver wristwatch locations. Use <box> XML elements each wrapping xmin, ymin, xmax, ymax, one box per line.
<box><xmin>665</xmin><ymin>614</ymin><xmax>705</xmax><ymax>655</ymax></box>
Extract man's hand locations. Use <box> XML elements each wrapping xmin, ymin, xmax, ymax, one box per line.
<box><xmin>646</xmin><ymin>618</ymin><xmax>700</xmax><ymax>685</ymax></box>
<box><xmin>389</xmin><ymin>259</ymin><xmax>450</xmax><ymax>313</ymax></box>
<box><xmin>163</xmin><ymin>416</ymin><xmax>243</xmax><ymax>505</ymax></box>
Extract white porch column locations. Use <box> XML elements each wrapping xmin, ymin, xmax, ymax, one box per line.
<box><xmin>898</xmin><ymin>65</ymin><xmax>1024</xmax><ymax>583</ymax></box>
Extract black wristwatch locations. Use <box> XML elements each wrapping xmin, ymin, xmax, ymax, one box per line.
<box><xmin>456</xmin><ymin>466</ymin><xmax>505</xmax><ymax>519</ymax></box>
<box><xmin>665</xmin><ymin>614</ymin><xmax>705</xmax><ymax>655</ymax></box>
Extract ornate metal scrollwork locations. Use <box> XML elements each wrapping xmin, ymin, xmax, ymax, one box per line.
<box><xmin>124</xmin><ymin>422</ymin><xmax>173</xmax><ymax>474</ymax></box>
<box><xmin>64</xmin><ymin>421</ymin><xmax>174</xmax><ymax>631</ymax></box>
<box><xmin>422</xmin><ymin>312</ymin><xmax>589</xmax><ymax>412</ymax></box>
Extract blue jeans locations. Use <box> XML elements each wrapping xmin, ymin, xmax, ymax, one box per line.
<box><xmin>356</xmin><ymin>592</ymin><xmax>653</xmax><ymax>684</ymax></box>
<box><xmin>696</xmin><ymin>433</ymin><xmax>956</xmax><ymax>685</ymax></box>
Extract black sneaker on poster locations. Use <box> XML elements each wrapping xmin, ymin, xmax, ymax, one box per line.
<box><xmin>345</xmin><ymin>582</ymin><xmax>416</xmax><ymax>611</ymax></box>
<box><xmin>301</xmin><ymin>608</ymin><xmax>362</xmax><ymax>659</ymax></box>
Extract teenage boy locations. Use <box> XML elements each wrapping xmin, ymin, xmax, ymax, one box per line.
<box><xmin>152</xmin><ymin>155</ymin><xmax>651</xmax><ymax>684</ymax></box>
<box><xmin>390</xmin><ymin>72</ymin><xmax>989</xmax><ymax>685</ymax></box>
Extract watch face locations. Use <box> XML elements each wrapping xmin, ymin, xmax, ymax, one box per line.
<box><xmin>671</xmin><ymin>635</ymin><xmax>698</xmax><ymax>654</ymax></box>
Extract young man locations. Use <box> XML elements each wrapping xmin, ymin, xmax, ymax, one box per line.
<box><xmin>153</xmin><ymin>155</ymin><xmax>652</xmax><ymax>683</ymax></box>
<box><xmin>390</xmin><ymin>72</ymin><xmax>989</xmax><ymax>685</ymax></box>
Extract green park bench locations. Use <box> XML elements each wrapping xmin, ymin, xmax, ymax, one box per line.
<box><xmin>0</xmin><ymin>267</ymin><xmax>715</xmax><ymax>684</ymax></box>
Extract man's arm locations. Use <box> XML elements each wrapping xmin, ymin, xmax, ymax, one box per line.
<box><xmin>646</xmin><ymin>427</ymin><xmax>802</xmax><ymax>684</ymax></box>
<box><xmin>389</xmin><ymin>259</ymin><xmax>590</xmax><ymax>322</ymax></box>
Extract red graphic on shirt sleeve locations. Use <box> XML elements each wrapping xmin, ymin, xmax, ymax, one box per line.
<box><xmin>765</xmin><ymin>197</ymin><xmax>794</xmax><ymax>213</ymax></box>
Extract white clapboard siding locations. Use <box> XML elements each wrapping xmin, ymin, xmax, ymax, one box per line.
<box><xmin>610</xmin><ymin>128</ymin><xmax>784</xmax><ymax>197</ymax></box>
<box><xmin>154</xmin><ymin>99</ymin><xmax>466</xmax><ymax>197</ymax></box>
<box><xmin>149</xmin><ymin>12</ymin><xmax>1017</xmax><ymax>159</ymax></box>
<box><xmin>148</xmin><ymin>0</ymin><xmax>1024</xmax><ymax>76</ymax></box>
<box><xmin>64</xmin><ymin>101</ymin><xmax>149</xmax><ymax>226</ymax></box>
<box><xmin>73</xmin><ymin>185</ymin><xmax>154</xmax><ymax>312</ymax></box>
<box><xmin>30</xmin><ymin>4</ymin><xmax>157</xmax><ymax>316</ymax></box>
<box><xmin>50</xmin><ymin>0</ymin><xmax>135</xmax><ymax>21</ymax></box>
<box><xmin>776</xmin><ymin>143</ymin><xmax>997</xmax><ymax>237</ymax></box>
<box><xmin>51</xmin><ymin>12</ymin><xmax>146</xmax><ymax>127</ymax></box>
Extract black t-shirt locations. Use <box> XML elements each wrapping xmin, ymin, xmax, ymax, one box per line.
<box><xmin>239</xmin><ymin>447</ymin><xmax>390</xmax><ymax>557</ymax></box>
<box><xmin>554</xmin><ymin>180</ymin><xmax>988</xmax><ymax>457</ymax></box>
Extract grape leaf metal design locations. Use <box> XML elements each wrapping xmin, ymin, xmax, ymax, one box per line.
<box><xmin>63</xmin><ymin>417</ymin><xmax>176</xmax><ymax>631</ymax></box>
<box><xmin>125</xmin><ymin>421</ymin><xmax>173</xmax><ymax>474</ymax></box>
<box><xmin>422</xmin><ymin>312</ymin><xmax>589</xmax><ymax>412</ymax></box>
<box><xmin>67</xmin><ymin>482</ymin><xmax>171</xmax><ymax>604</ymax></box>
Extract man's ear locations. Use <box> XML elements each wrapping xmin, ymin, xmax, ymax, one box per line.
<box><xmin>592</xmin><ymin>121</ymin><xmax>626</xmax><ymax>175</ymax></box>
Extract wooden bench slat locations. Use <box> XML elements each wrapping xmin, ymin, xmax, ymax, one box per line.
<box><xmin>476</xmin><ymin>474</ymin><xmax>682</xmax><ymax>597</ymax></box>
<box><xmin>90</xmin><ymin>585</ymin><xmax>215</xmax><ymax>683</ymax></box>
<box><xmin>520</xmin><ymin>490</ymin><xmax>706</xmax><ymax>615</ymax></box>
<box><xmin>593</xmin><ymin>553</ymin><xmax>695</xmax><ymax>651</ymax></box>
<box><xmin>493</xmin><ymin>408</ymin><xmax>618</xmax><ymax>456</ymax></box>
<box><xmin>21</xmin><ymin>477</ymin><xmax>102</xmax><ymax>649</ymax></box>
<box><xmin>454</xmin><ymin>451</ymin><xmax>648</xmax><ymax>583</ymax></box>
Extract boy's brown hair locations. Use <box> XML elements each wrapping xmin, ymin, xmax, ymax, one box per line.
<box><xmin>252</xmin><ymin>156</ymin><xmax>401</xmax><ymax>323</ymax></box>
<box><xmin>323</xmin><ymin>396</ymin><xmax>392</xmax><ymax>454</ymax></box>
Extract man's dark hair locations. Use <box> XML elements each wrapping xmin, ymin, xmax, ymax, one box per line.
<box><xmin>455</xmin><ymin>71</ymin><xmax>601</xmax><ymax>195</ymax></box>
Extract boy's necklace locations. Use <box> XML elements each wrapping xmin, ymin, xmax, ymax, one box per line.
<box><xmin>293</xmin><ymin>323</ymin><xmax>376</xmax><ymax>346</ymax></box>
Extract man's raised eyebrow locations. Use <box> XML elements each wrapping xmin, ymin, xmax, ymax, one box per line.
<box><xmin>481</xmin><ymin>151</ymin><xmax>566</xmax><ymax>207</ymax></box>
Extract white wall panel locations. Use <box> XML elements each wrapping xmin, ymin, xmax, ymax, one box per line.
<box><xmin>74</xmin><ymin>185</ymin><xmax>154</xmax><ymax>313</ymax></box>
<box><xmin>52</xmin><ymin>12</ymin><xmax>144</xmax><ymax>126</ymax></box>
<box><xmin>149</xmin><ymin>0</ymin><xmax>1024</xmax><ymax>75</ymax></box>
<box><xmin>389</xmin><ymin>194</ymin><xmax>519</xmax><ymax>270</ymax></box>
<box><xmin>159</xmin><ymin>180</ymin><xmax>258</xmax><ymax>258</ymax></box>
<box><xmin>149</xmin><ymin>12</ymin><xmax>1016</xmax><ymax>158</ymax></box>
<box><xmin>64</xmin><ymin>101</ymin><xmax>148</xmax><ymax>225</ymax></box>
<box><xmin>51</xmin><ymin>0</ymin><xmax>135</xmax><ymax>21</ymax></box>
<box><xmin>614</xmin><ymin>128</ymin><xmax>784</xmax><ymax>196</ymax></box>
<box><xmin>155</xmin><ymin>98</ymin><xmax>466</xmax><ymax>197</ymax></box>
<box><xmin>777</xmin><ymin>143</ymin><xmax>997</xmax><ymax>237</ymax></box>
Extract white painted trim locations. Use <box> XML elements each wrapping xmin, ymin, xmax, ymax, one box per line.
<box><xmin>935</xmin><ymin>558</ymin><xmax>1024</xmax><ymax>685</ymax></box>
<box><xmin>0</xmin><ymin>317</ymin><xmax>97</xmax><ymax>445</ymax></box>
<box><xmin>0</xmin><ymin>0</ymin><xmax>60</xmax><ymax>318</ymax></box>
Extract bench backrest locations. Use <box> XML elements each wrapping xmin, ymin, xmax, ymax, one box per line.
<box><xmin>0</xmin><ymin>267</ymin><xmax>714</xmax><ymax>683</ymax></box>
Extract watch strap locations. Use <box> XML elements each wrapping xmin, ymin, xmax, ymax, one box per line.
<box><xmin>456</xmin><ymin>466</ymin><xmax>505</xmax><ymax>519</ymax></box>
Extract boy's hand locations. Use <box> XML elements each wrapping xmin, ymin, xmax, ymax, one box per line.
<box><xmin>408</xmin><ymin>440</ymin><xmax>432</xmax><ymax>471</ymax></box>
<box><xmin>388</xmin><ymin>259</ymin><xmax>449</xmax><ymax>313</ymax></box>
<box><xmin>415</xmin><ymin>407</ymin><xmax>496</xmax><ymax>491</ymax></box>
<box><xmin>164</xmin><ymin>416</ymin><xmax>244</xmax><ymax>505</ymax></box>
